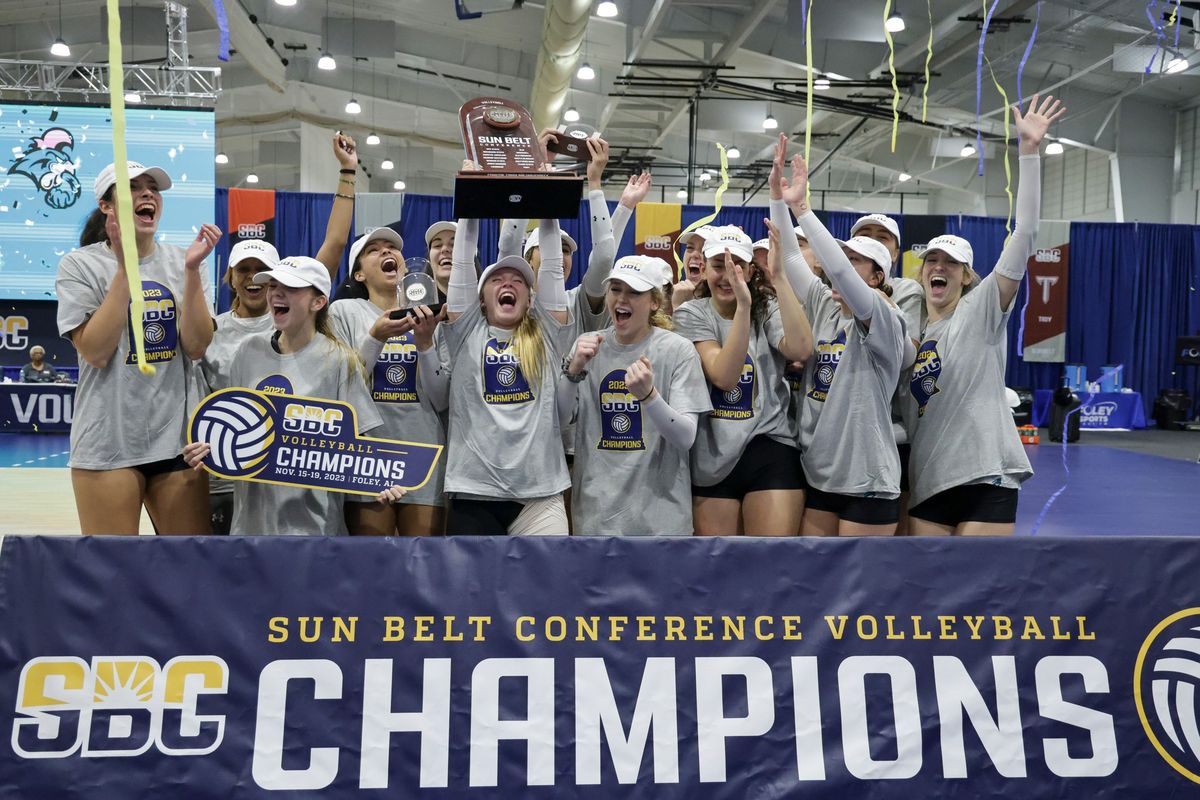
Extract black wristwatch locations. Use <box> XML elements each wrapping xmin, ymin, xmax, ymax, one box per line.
<box><xmin>562</xmin><ymin>357</ymin><xmax>587</xmax><ymax>382</ymax></box>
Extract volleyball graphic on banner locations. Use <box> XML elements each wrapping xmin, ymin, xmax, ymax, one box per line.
<box><xmin>192</xmin><ymin>390</ymin><xmax>275</xmax><ymax>477</ymax></box>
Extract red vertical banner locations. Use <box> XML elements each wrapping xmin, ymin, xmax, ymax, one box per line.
<box><xmin>227</xmin><ymin>188</ymin><xmax>276</xmax><ymax>247</ymax></box>
<box><xmin>1021</xmin><ymin>242</ymin><xmax>1069</xmax><ymax>362</ymax></box>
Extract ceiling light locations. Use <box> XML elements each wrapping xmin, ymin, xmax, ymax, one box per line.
<box><xmin>214</xmin><ymin>152</ymin><xmax>229</xmax><ymax>165</ymax></box>
<box><xmin>1167</xmin><ymin>57</ymin><xmax>1189</xmax><ymax>74</ymax></box>
<box><xmin>274</xmin><ymin>0</ymin><xmax>297</xmax><ymax>5</ymax></box>
<box><xmin>676</xmin><ymin>188</ymin><xmax>688</xmax><ymax>198</ymax></box>
<box><xmin>317</xmin><ymin>52</ymin><xmax>336</xmax><ymax>71</ymax></box>
<box><xmin>381</xmin><ymin>159</ymin><xmax>394</xmax><ymax>170</ymax></box>
<box><xmin>726</xmin><ymin>146</ymin><xmax>741</xmax><ymax>159</ymax></box>
<box><xmin>577</xmin><ymin>62</ymin><xmax>595</xmax><ymax>81</ymax></box>
<box><xmin>564</xmin><ymin>106</ymin><xmax>581</xmax><ymax>122</ymax></box>
<box><xmin>813</xmin><ymin>77</ymin><xmax>831</xmax><ymax>91</ymax></box>
<box><xmin>699</xmin><ymin>171</ymin><xmax>712</xmax><ymax>182</ymax></box>
<box><xmin>50</xmin><ymin>38</ymin><xmax>70</xmax><ymax>58</ymax></box>
<box><xmin>763</xmin><ymin>114</ymin><xmax>778</xmax><ymax>130</ymax></box>
<box><xmin>897</xmin><ymin>172</ymin><xmax>912</xmax><ymax>182</ymax></box>
<box><xmin>366</xmin><ymin>132</ymin><xmax>381</xmax><ymax>146</ymax></box>
<box><xmin>885</xmin><ymin>10</ymin><xmax>906</xmax><ymax>33</ymax></box>
<box><xmin>393</xmin><ymin>180</ymin><xmax>406</xmax><ymax>191</ymax></box>
<box><xmin>124</xmin><ymin>91</ymin><xmax>142</xmax><ymax>104</ymax></box>
<box><xmin>246</xmin><ymin>173</ymin><xmax>260</xmax><ymax>184</ymax></box>
<box><xmin>960</xmin><ymin>143</ymin><xmax>976</xmax><ymax>157</ymax></box>
<box><xmin>1045</xmin><ymin>141</ymin><xmax>1064</xmax><ymax>155</ymax></box>
<box><xmin>596</xmin><ymin>1</ymin><xmax>618</xmax><ymax>18</ymax></box>
<box><xmin>345</xmin><ymin>98</ymin><xmax>362</xmax><ymax>115</ymax></box>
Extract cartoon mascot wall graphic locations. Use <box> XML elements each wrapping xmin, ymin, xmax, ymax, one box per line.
<box><xmin>8</xmin><ymin>127</ymin><xmax>82</xmax><ymax>209</ymax></box>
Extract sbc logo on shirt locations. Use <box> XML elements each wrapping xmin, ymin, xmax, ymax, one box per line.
<box><xmin>482</xmin><ymin>337</ymin><xmax>533</xmax><ymax>405</ymax></box>
<box><xmin>806</xmin><ymin>329</ymin><xmax>846</xmax><ymax>403</ymax></box>
<box><xmin>597</xmin><ymin>369</ymin><xmax>645</xmax><ymax>451</ymax></box>
<box><xmin>374</xmin><ymin>332</ymin><xmax>419</xmax><ymax>403</ymax></box>
<box><xmin>911</xmin><ymin>340</ymin><xmax>943</xmax><ymax>417</ymax></box>
<box><xmin>125</xmin><ymin>281</ymin><xmax>178</xmax><ymax>365</ymax></box>
<box><xmin>710</xmin><ymin>355</ymin><xmax>754</xmax><ymax>420</ymax></box>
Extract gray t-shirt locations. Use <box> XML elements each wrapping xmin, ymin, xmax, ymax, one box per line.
<box><xmin>441</xmin><ymin>301</ymin><xmax>572</xmax><ymax>499</ymax></box>
<box><xmin>56</xmin><ymin>242</ymin><xmax>211</xmax><ymax>470</ymax></box>
<box><xmin>569</xmin><ymin>326</ymin><xmax>712</xmax><ymax>535</ymax></box>
<box><xmin>797</xmin><ymin>283</ymin><xmax>905</xmax><ymax>498</ymax></box>
<box><xmin>227</xmin><ymin>332</ymin><xmax>382</xmax><ymax>535</ymax></box>
<box><xmin>329</xmin><ymin>298</ymin><xmax>447</xmax><ymax>508</ymax></box>
<box><xmin>889</xmin><ymin>276</ymin><xmax>925</xmax><ymax>446</ymax></box>
<box><xmin>906</xmin><ymin>273</ymin><xmax>1033</xmax><ymax>507</ymax></box>
<box><xmin>560</xmin><ymin>285</ymin><xmax>611</xmax><ymax>456</ymax></box>
<box><xmin>672</xmin><ymin>297</ymin><xmax>796</xmax><ymax>486</ymax></box>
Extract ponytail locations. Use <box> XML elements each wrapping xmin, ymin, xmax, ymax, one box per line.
<box><xmin>510</xmin><ymin>312</ymin><xmax>547</xmax><ymax>391</ymax></box>
<box><xmin>79</xmin><ymin>188</ymin><xmax>115</xmax><ymax>247</ymax></box>
<box><xmin>314</xmin><ymin>301</ymin><xmax>368</xmax><ymax>383</ymax></box>
<box><xmin>648</xmin><ymin>286</ymin><xmax>674</xmax><ymax>331</ymax></box>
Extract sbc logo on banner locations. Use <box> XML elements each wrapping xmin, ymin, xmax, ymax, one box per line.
<box><xmin>1136</xmin><ymin>607</ymin><xmax>1200</xmax><ymax>784</ymax></box>
<box><xmin>634</xmin><ymin>202</ymin><xmax>682</xmax><ymax>270</ymax></box>
<box><xmin>189</xmin><ymin>387</ymin><xmax>443</xmax><ymax>495</ymax></box>
<box><xmin>228</xmin><ymin>187</ymin><xmax>276</xmax><ymax>246</ymax></box>
<box><xmin>1022</xmin><ymin>242</ymin><xmax>1069</xmax><ymax>363</ymax></box>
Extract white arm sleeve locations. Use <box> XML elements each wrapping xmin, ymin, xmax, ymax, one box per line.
<box><xmin>770</xmin><ymin>199</ymin><xmax>819</xmax><ymax>297</ymax></box>
<box><xmin>357</xmin><ymin>335</ymin><xmax>384</xmax><ymax>371</ymax></box>
<box><xmin>992</xmin><ymin>154</ymin><xmax>1041</xmax><ymax>281</ymax></box>
<box><xmin>498</xmin><ymin>217</ymin><xmax>527</xmax><ymax>261</ymax></box>
<box><xmin>795</xmin><ymin>207</ymin><xmax>877</xmax><ymax>321</ymax></box>
<box><xmin>447</xmin><ymin>217</ymin><xmax>479</xmax><ymax>314</ymax></box>
<box><xmin>556</xmin><ymin>373</ymin><xmax>579</xmax><ymax>429</ymax></box>
<box><xmin>582</xmin><ymin>190</ymin><xmax>616</xmax><ymax>299</ymax></box>
<box><xmin>536</xmin><ymin>218</ymin><xmax>568</xmax><ymax>312</ymax></box>
<box><xmin>610</xmin><ymin>203</ymin><xmax>633</xmax><ymax>246</ymax></box>
<box><xmin>416</xmin><ymin>345</ymin><xmax>450</xmax><ymax>412</ymax></box>
<box><xmin>641</xmin><ymin>394</ymin><xmax>698</xmax><ymax>450</ymax></box>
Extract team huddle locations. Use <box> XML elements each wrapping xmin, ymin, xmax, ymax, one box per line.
<box><xmin>55</xmin><ymin>96</ymin><xmax>1067</xmax><ymax>538</ymax></box>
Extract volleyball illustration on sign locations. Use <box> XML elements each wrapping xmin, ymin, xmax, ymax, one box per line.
<box><xmin>192</xmin><ymin>390</ymin><xmax>276</xmax><ymax>478</ymax></box>
<box><xmin>1135</xmin><ymin>608</ymin><xmax>1200</xmax><ymax>785</ymax></box>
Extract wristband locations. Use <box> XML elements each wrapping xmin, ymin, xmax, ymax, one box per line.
<box><xmin>637</xmin><ymin>388</ymin><xmax>655</xmax><ymax>403</ymax></box>
<box><xmin>335</xmin><ymin>192</ymin><xmax>354</xmax><ymax>200</ymax></box>
<box><xmin>339</xmin><ymin>168</ymin><xmax>356</xmax><ymax>175</ymax></box>
<box><xmin>562</xmin><ymin>357</ymin><xmax>587</xmax><ymax>382</ymax></box>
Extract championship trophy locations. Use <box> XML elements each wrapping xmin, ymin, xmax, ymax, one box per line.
<box><xmin>546</xmin><ymin>122</ymin><xmax>600</xmax><ymax>162</ymax></box>
<box><xmin>390</xmin><ymin>257</ymin><xmax>443</xmax><ymax>319</ymax></box>
<box><xmin>454</xmin><ymin>96</ymin><xmax>584</xmax><ymax>219</ymax></box>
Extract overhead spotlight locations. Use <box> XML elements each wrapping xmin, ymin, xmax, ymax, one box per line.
<box><xmin>1167</xmin><ymin>57</ymin><xmax>1189</xmax><ymax>74</ymax></box>
<box><xmin>393</xmin><ymin>180</ymin><xmax>406</xmax><ymax>191</ymax></box>
<box><xmin>960</xmin><ymin>143</ymin><xmax>976</xmax><ymax>157</ymax></box>
<box><xmin>124</xmin><ymin>91</ymin><xmax>142</xmax><ymax>104</ymax></box>
<box><xmin>813</xmin><ymin>77</ymin><xmax>831</xmax><ymax>91</ymax></box>
<box><xmin>596</xmin><ymin>1</ymin><xmax>618</xmax><ymax>17</ymax></box>
<box><xmin>345</xmin><ymin>98</ymin><xmax>362</xmax><ymax>115</ymax></box>
<box><xmin>885</xmin><ymin>9</ymin><xmax>906</xmax><ymax>33</ymax></box>
<box><xmin>577</xmin><ymin>62</ymin><xmax>595</xmax><ymax>80</ymax></box>
<box><xmin>1045</xmin><ymin>141</ymin><xmax>1064</xmax><ymax>155</ymax></box>
<box><xmin>699</xmin><ymin>171</ymin><xmax>712</xmax><ymax>182</ymax></box>
<box><xmin>726</xmin><ymin>146</ymin><xmax>741</xmax><ymax>159</ymax></box>
<box><xmin>274</xmin><ymin>0</ymin><xmax>297</xmax><ymax>5</ymax></box>
<box><xmin>50</xmin><ymin>38</ymin><xmax>70</xmax><ymax>58</ymax></box>
<box><xmin>676</xmin><ymin>188</ymin><xmax>688</xmax><ymax>198</ymax></box>
<box><xmin>366</xmin><ymin>132</ymin><xmax>381</xmax><ymax>146</ymax></box>
<box><xmin>214</xmin><ymin>152</ymin><xmax>229</xmax><ymax>165</ymax></box>
<box><xmin>564</xmin><ymin>106</ymin><xmax>581</xmax><ymax>122</ymax></box>
<box><xmin>763</xmin><ymin>114</ymin><xmax>778</xmax><ymax>130</ymax></box>
<box><xmin>897</xmin><ymin>172</ymin><xmax>912</xmax><ymax>182</ymax></box>
<box><xmin>317</xmin><ymin>51</ymin><xmax>336</xmax><ymax>70</ymax></box>
<box><xmin>381</xmin><ymin>159</ymin><xmax>394</xmax><ymax>170</ymax></box>
<box><xmin>246</xmin><ymin>173</ymin><xmax>260</xmax><ymax>184</ymax></box>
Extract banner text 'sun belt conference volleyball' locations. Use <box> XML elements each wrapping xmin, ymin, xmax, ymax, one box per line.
<box><xmin>2</xmin><ymin>536</ymin><xmax>1200</xmax><ymax>798</ymax></box>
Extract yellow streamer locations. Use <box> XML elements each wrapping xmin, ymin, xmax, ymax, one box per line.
<box><xmin>1168</xmin><ymin>0</ymin><xmax>1178</xmax><ymax>28</ymax></box>
<box><xmin>804</xmin><ymin>0</ymin><xmax>814</xmax><ymax>206</ymax></box>
<box><xmin>884</xmin><ymin>0</ymin><xmax>900</xmax><ymax>152</ymax></box>
<box><xmin>985</xmin><ymin>56</ymin><xmax>1013</xmax><ymax>243</ymax></box>
<box><xmin>106</xmin><ymin>0</ymin><xmax>153</xmax><ymax>374</ymax></box>
<box><xmin>922</xmin><ymin>0</ymin><xmax>933</xmax><ymax>122</ymax></box>
<box><xmin>672</xmin><ymin>144</ymin><xmax>730</xmax><ymax>281</ymax></box>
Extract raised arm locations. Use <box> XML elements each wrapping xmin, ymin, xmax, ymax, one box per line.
<box><xmin>412</xmin><ymin>305</ymin><xmax>449</xmax><ymax>412</ymax></box>
<box><xmin>557</xmin><ymin>333</ymin><xmax>603</xmax><ymax>428</ymax></box>
<box><xmin>581</xmin><ymin>138</ymin><xmax>615</xmax><ymax>310</ymax></box>
<box><xmin>535</xmin><ymin>218</ymin><xmax>569</xmax><ymax>324</ymax></box>
<box><xmin>497</xmin><ymin>217</ymin><xmax>528</xmax><ymax>261</ymax></box>
<box><xmin>446</xmin><ymin>217</ymin><xmax>480</xmax><ymax>323</ymax></box>
<box><xmin>763</xmin><ymin>219</ymin><xmax>814</xmax><ymax>361</ymax></box>
<box><xmin>314</xmin><ymin>133</ymin><xmax>358</xmax><ymax>280</ymax></box>
<box><xmin>610</xmin><ymin>171</ymin><xmax>651</xmax><ymax>247</ymax></box>
<box><xmin>178</xmin><ymin>223</ymin><xmax>221</xmax><ymax>360</ymax></box>
<box><xmin>694</xmin><ymin>251</ymin><xmax>753</xmax><ymax>392</ymax></box>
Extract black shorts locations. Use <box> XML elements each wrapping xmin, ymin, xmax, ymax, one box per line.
<box><xmin>805</xmin><ymin>486</ymin><xmax>899</xmax><ymax>526</ymax></box>
<box><xmin>909</xmin><ymin>483</ymin><xmax>1019</xmax><ymax>527</ymax></box>
<box><xmin>134</xmin><ymin>454</ymin><xmax>191</xmax><ymax>479</ymax></box>
<box><xmin>692</xmin><ymin>436</ymin><xmax>806</xmax><ymax>501</ymax></box>
<box><xmin>897</xmin><ymin>443</ymin><xmax>911</xmax><ymax>493</ymax></box>
<box><xmin>446</xmin><ymin>498</ymin><xmax>524</xmax><ymax>535</ymax></box>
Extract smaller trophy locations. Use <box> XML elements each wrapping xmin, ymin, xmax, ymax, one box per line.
<box><xmin>389</xmin><ymin>258</ymin><xmax>443</xmax><ymax>319</ymax></box>
<box><xmin>546</xmin><ymin>123</ymin><xmax>600</xmax><ymax>162</ymax></box>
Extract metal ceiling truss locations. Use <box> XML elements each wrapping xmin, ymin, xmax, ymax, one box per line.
<box><xmin>0</xmin><ymin>58</ymin><xmax>221</xmax><ymax>104</ymax></box>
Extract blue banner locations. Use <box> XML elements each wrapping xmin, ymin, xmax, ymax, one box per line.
<box><xmin>0</xmin><ymin>383</ymin><xmax>74</xmax><ymax>432</ymax></box>
<box><xmin>188</xmin><ymin>388</ymin><xmax>443</xmax><ymax>496</ymax></box>
<box><xmin>1</xmin><ymin>536</ymin><xmax>1198</xmax><ymax>797</ymax></box>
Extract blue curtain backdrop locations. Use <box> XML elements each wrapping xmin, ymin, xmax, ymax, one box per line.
<box><xmin>210</xmin><ymin>190</ymin><xmax>1200</xmax><ymax>416</ymax></box>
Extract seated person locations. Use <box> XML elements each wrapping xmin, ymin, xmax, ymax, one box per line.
<box><xmin>20</xmin><ymin>346</ymin><xmax>58</xmax><ymax>383</ymax></box>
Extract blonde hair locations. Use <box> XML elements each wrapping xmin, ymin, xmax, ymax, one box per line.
<box><xmin>510</xmin><ymin>312</ymin><xmax>547</xmax><ymax>391</ymax></box>
<box><xmin>649</xmin><ymin>286</ymin><xmax>674</xmax><ymax>331</ymax></box>
<box><xmin>314</xmin><ymin>301</ymin><xmax>369</xmax><ymax>383</ymax></box>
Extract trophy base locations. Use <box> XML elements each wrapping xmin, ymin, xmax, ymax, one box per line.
<box><xmin>453</xmin><ymin>173</ymin><xmax>585</xmax><ymax>219</ymax></box>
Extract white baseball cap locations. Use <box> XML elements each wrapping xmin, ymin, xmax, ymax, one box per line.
<box><xmin>348</xmin><ymin>227</ymin><xmax>404</xmax><ymax>268</ymax></box>
<box><xmin>424</xmin><ymin>221</ymin><xmax>457</xmax><ymax>247</ymax></box>
<box><xmin>94</xmin><ymin>161</ymin><xmax>172</xmax><ymax>201</ymax></box>
<box><xmin>917</xmin><ymin>234</ymin><xmax>974</xmax><ymax>268</ymax></box>
<box><xmin>839</xmin><ymin>236</ymin><xmax>893</xmax><ymax>272</ymax></box>
<box><xmin>681</xmin><ymin>225</ymin><xmax>716</xmax><ymax>249</ymax></box>
<box><xmin>523</xmin><ymin>228</ymin><xmax>578</xmax><ymax>256</ymax></box>
<box><xmin>253</xmin><ymin>256</ymin><xmax>332</xmax><ymax>297</ymax></box>
<box><xmin>752</xmin><ymin>238</ymin><xmax>770</xmax><ymax>252</ymax></box>
<box><xmin>605</xmin><ymin>255</ymin><xmax>667</xmax><ymax>292</ymax></box>
<box><xmin>850</xmin><ymin>213</ymin><xmax>901</xmax><ymax>245</ymax></box>
<box><xmin>478</xmin><ymin>254</ymin><xmax>536</xmax><ymax>293</ymax></box>
<box><xmin>645</xmin><ymin>256</ymin><xmax>675</xmax><ymax>286</ymax></box>
<box><xmin>702</xmin><ymin>225</ymin><xmax>754</xmax><ymax>263</ymax></box>
<box><xmin>228</xmin><ymin>240</ymin><xmax>280</xmax><ymax>269</ymax></box>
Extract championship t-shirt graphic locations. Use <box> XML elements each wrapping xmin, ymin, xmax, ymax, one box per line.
<box><xmin>710</xmin><ymin>355</ymin><xmax>754</xmax><ymax>420</ymax></box>
<box><xmin>597</xmin><ymin>369</ymin><xmax>644</xmax><ymax>451</ymax></box>
<box><xmin>256</xmin><ymin>374</ymin><xmax>294</xmax><ymax>395</ymax></box>
<box><xmin>911</xmin><ymin>340</ymin><xmax>943</xmax><ymax>417</ymax></box>
<box><xmin>482</xmin><ymin>337</ymin><xmax>533</xmax><ymax>405</ymax></box>
<box><xmin>806</xmin><ymin>329</ymin><xmax>847</xmax><ymax>403</ymax></box>
<box><xmin>125</xmin><ymin>281</ymin><xmax>178</xmax><ymax>365</ymax></box>
<box><xmin>373</xmin><ymin>332</ymin><xmax>419</xmax><ymax>403</ymax></box>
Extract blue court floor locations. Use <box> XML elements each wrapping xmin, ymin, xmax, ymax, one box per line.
<box><xmin>2</xmin><ymin>432</ymin><xmax>1198</xmax><ymax>536</ymax></box>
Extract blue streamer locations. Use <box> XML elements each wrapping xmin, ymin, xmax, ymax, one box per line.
<box><xmin>213</xmin><ymin>0</ymin><xmax>231</xmax><ymax>62</ymax></box>
<box><xmin>1145</xmin><ymin>0</ymin><xmax>1166</xmax><ymax>74</ymax></box>
<box><xmin>1015</xmin><ymin>1</ymin><xmax>1041</xmax><ymax>107</ymax></box>
<box><xmin>800</xmin><ymin>0</ymin><xmax>808</xmax><ymax>35</ymax></box>
<box><xmin>975</xmin><ymin>0</ymin><xmax>1001</xmax><ymax>176</ymax></box>
<box><xmin>1173</xmin><ymin>0</ymin><xmax>1182</xmax><ymax>50</ymax></box>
